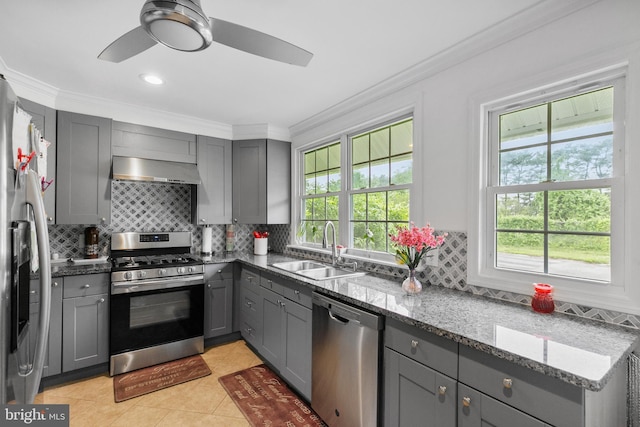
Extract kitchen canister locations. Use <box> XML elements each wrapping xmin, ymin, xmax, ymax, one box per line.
<box><xmin>84</xmin><ymin>226</ymin><xmax>99</xmax><ymax>258</ymax></box>
<box><xmin>531</xmin><ymin>283</ymin><xmax>555</xmax><ymax>313</ymax></box>
<box><xmin>254</xmin><ymin>237</ymin><xmax>268</xmax><ymax>255</ymax></box>
<box><xmin>201</xmin><ymin>226</ymin><xmax>213</xmax><ymax>255</ymax></box>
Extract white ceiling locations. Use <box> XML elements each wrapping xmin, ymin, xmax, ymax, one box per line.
<box><xmin>0</xmin><ymin>0</ymin><xmax>545</xmax><ymax>134</ymax></box>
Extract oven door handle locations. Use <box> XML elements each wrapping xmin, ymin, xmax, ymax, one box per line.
<box><xmin>111</xmin><ymin>274</ymin><xmax>204</xmax><ymax>294</ymax></box>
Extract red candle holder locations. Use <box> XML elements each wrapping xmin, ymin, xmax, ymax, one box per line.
<box><xmin>532</xmin><ymin>283</ymin><xmax>555</xmax><ymax>313</ymax></box>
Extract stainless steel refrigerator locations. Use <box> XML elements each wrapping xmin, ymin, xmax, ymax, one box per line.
<box><xmin>0</xmin><ymin>74</ymin><xmax>52</xmax><ymax>404</ymax></box>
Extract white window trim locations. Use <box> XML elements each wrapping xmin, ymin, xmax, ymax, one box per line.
<box><xmin>467</xmin><ymin>63</ymin><xmax>640</xmax><ymax>314</ymax></box>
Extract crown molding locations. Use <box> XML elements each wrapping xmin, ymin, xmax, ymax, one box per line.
<box><xmin>289</xmin><ymin>0</ymin><xmax>599</xmax><ymax>139</ymax></box>
<box><xmin>232</xmin><ymin>123</ymin><xmax>291</xmax><ymax>141</ymax></box>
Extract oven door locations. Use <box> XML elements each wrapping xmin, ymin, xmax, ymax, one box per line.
<box><xmin>110</xmin><ymin>281</ymin><xmax>204</xmax><ymax>356</ymax></box>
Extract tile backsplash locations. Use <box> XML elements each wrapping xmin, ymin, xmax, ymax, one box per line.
<box><xmin>49</xmin><ymin>180</ymin><xmax>640</xmax><ymax>330</ymax></box>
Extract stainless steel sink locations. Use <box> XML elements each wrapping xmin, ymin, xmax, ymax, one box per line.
<box><xmin>271</xmin><ymin>261</ymin><xmax>365</xmax><ymax>280</ymax></box>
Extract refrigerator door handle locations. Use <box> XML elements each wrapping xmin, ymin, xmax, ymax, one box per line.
<box><xmin>20</xmin><ymin>169</ymin><xmax>52</xmax><ymax>402</ymax></box>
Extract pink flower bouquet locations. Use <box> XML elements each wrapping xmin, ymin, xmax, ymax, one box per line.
<box><xmin>389</xmin><ymin>222</ymin><xmax>447</xmax><ymax>270</ymax></box>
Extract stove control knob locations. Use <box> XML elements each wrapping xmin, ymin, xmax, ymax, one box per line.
<box><xmin>188</xmin><ymin>266</ymin><xmax>195</xmax><ymax>273</ymax></box>
<box><xmin>158</xmin><ymin>268</ymin><xmax>167</xmax><ymax>276</ymax></box>
<box><xmin>138</xmin><ymin>271</ymin><xmax>147</xmax><ymax>279</ymax></box>
<box><xmin>177</xmin><ymin>267</ymin><xmax>185</xmax><ymax>274</ymax></box>
<box><xmin>124</xmin><ymin>272</ymin><xmax>133</xmax><ymax>280</ymax></box>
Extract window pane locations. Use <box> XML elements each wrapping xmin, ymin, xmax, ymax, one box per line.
<box><xmin>328</xmin><ymin>168</ymin><xmax>341</xmax><ymax>192</ymax></box>
<box><xmin>352</xmin><ymin>194</ymin><xmax>366</xmax><ymax>220</ymax></box>
<box><xmin>326</xmin><ymin>196</ymin><xmax>339</xmax><ymax>219</ymax></box>
<box><xmin>390</xmin><ymin>153</ymin><xmax>412</xmax><ymax>185</ymax></box>
<box><xmin>370</xmin><ymin>158</ymin><xmax>389</xmax><ymax>188</ymax></box>
<box><xmin>388</xmin><ymin>189</ymin><xmax>410</xmax><ymax>221</ymax></box>
<box><xmin>548</xmin><ymin>189</ymin><xmax>610</xmax><ymax>232</ymax></box>
<box><xmin>390</xmin><ymin>120</ymin><xmax>413</xmax><ymax>156</ymax></box>
<box><xmin>499</xmin><ymin>145</ymin><xmax>547</xmax><ymax>186</ymax></box>
<box><xmin>551</xmin><ymin>135</ymin><xmax>613</xmax><ymax>181</ymax></box>
<box><xmin>352</xmin><ymin>222</ymin><xmax>367</xmax><ymax>249</ymax></box>
<box><xmin>496</xmin><ymin>193</ymin><xmax>542</xmax><ymax>230</ymax></box>
<box><xmin>551</xmin><ymin>87</ymin><xmax>613</xmax><ymax>142</ymax></box>
<box><xmin>367</xmin><ymin>192</ymin><xmax>387</xmax><ymax>221</ymax></box>
<box><xmin>370</xmin><ymin>128</ymin><xmax>389</xmax><ymax>160</ymax></box>
<box><xmin>496</xmin><ymin>231</ymin><xmax>544</xmax><ymax>273</ymax></box>
<box><xmin>304</xmin><ymin>198</ymin><xmax>313</xmax><ymax>219</ymax></box>
<box><xmin>500</xmin><ymin>104</ymin><xmax>548</xmax><ymax>150</ymax></box>
<box><xmin>329</xmin><ymin>143</ymin><xmax>341</xmax><ymax>169</ymax></box>
<box><xmin>353</xmin><ymin>134</ymin><xmax>369</xmax><ymax>164</ymax></box>
<box><xmin>304</xmin><ymin>174</ymin><xmax>315</xmax><ymax>195</ymax></box>
<box><xmin>316</xmin><ymin>171</ymin><xmax>328</xmax><ymax>194</ymax></box>
<box><xmin>548</xmin><ymin>234</ymin><xmax>610</xmax><ymax>281</ymax></box>
<box><xmin>352</xmin><ymin>163</ymin><xmax>369</xmax><ymax>189</ymax></box>
<box><xmin>316</xmin><ymin>147</ymin><xmax>328</xmax><ymax>171</ymax></box>
<box><xmin>312</xmin><ymin>197</ymin><xmax>326</xmax><ymax>220</ymax></box>
<box><xmin>368</xmin><ymin>222</ymin><xmax>388</xmax><ymax>251</ymax></box>
<box><xmin>305</xmin><ymin>152</ymin><xmax>316</xmax><ymax>174</ymax></box>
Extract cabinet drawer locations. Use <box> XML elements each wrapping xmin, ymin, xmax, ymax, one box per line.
<box><xmin>205</xmin><ymin>263</ymin><xmax>233</xmax><ymax>280</ymax></box>
<box><xmin>260</xmin><ymin>273</ymin><xmax>284</xmax><ymax>295</ymax></box>
<box><xmin>241</xmin><ymin>287</ymin><xmax>260</xmax><ymax>318</ymax></box>
<box><xmin>30</xmin><ymin>278</ymin><xmax>63</xmax><ymax>303</ymax></box>
<box><xmin>239</xmin><ymin>267</ymin><xmax>261</xmax><ymax>294</ymax></box>
<box><xmin>282</xmin><ymin>280</ymin><xmax>312</xmax><ymax>309</ymax></box>
<box><xmin>459</xmin><ymin>345</ymin><xmax>583</xmax><ymax>427</ymax></box>
<box><xmin>63</xmin><ymin>274</ymin><xmax>109</xmax><ymax>298</ymax></box>
<box><xmin>385</xmin><ymin>318</ymin><xmax>458</xmax><ymax>379</ymax></box>
<box><xmin>240</xmin><ymin>314</ymin><xmax>260</xmax><ymax>348</ymax></box>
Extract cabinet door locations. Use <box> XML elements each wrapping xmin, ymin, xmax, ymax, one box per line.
<box><xmin>232</xmin><ymin>139</ymin><xmax>266</xmax><ymax>224</ymax></box>
<box><xmin>112</xmin><ymin>121</ymin><xmax>197</xmax><ymax>163</ymax></box>
<box><xmin>19</xmin><ymin>98</ymin><xmax>57</xmax><ymax>224</ymax></box>
<box><xmin>458</xmin><ymin>383</ymin><xmax>550</xmax><ymax>427</ymax></box>
<box><xmin>57</xmin><ymin>111</ymin><xmax>111</xmax><ymax>225</ymax></box>
<box><xmin>204</xmin><ymin>276</ymin><xmax>233</xmax><ymax>338</ymax></box>
<box><xmin>28</xmin><ymin>278</ymin><xmax>63</xmax><ymax>377</ymax></box>
<box><xmin>196</xmin><ymin>136</ymin><xmax>232</xmax><ymax>224</ymax></box>
<box><xmin>281</xmin><ymin>298</ymin><xmax>312</xmax><ymax>400</ymax></box>
<box><xmin>260</xmin><ymin>286</ymin><xmax>283</xmax><ymax>367</ymax></box>
<box><xmin>384</xmin><ymin>348</ymin><xmax>456</xmax><ymax>427</ymax></box>
<box><xmin>62</xmin><ymin>293</ymin><xmax>108</xmax><ymax>372</ymax></box>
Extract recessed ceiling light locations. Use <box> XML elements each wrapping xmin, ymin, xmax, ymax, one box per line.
<box><xmin>139</xmin><ymin>74</ymin><xmax>164</xmax><ymax>85</ymax></box>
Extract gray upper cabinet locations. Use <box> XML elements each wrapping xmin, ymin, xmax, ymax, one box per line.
<box><xmin>19</xmin><ymin>98</ymin><xmax>57</xmax><ymax>224</ymax></box>
<box><xmin>57</xmin><ymin>111</ymin><xmax>112</xmax><ymax>225</ymax></box>
<box><xmin>111</xmin><ymin>121</ymin><xmax>197</xmax><ymax>163</ymax></box>
<box><xmin>232</xmin><ymin>139</ymin><xmax>290</xmax><ymax>224</ymax></box>
<box><xmin>196</xmin><ymin>136</ymin><xmax>232</xmax><ymax>224</ymax></box>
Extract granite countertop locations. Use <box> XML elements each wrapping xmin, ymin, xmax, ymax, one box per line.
<box><xmin>38</xmin><ymin>251</ymin><xmax>640</xmax><ymax>392</ymax></box>
<box><xmin>220</xmin><ymin>252</ymin><xmax>640</xmax><ymax>392</ymax></box>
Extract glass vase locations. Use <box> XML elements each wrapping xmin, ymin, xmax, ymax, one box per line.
<box><xmin>402</xmin><ymin>269</ymin><xmax>422</xmax><ymax>294</ymax></box>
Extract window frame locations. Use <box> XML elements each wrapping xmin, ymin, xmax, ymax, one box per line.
<box><xmin>469</xmin><ymin>66</ymin><xmax>629</xmax><ymax>310</ymax></box>
<box><xmin>294</xmin><ymin>114</ymin><xmax>415</xmax><ymax>264</ymax></box>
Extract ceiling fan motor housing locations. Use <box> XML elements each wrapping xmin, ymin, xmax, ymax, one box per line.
<box><xmin>140</xmin><ymin>0</ymin><xmax>213</xmax><ymax>51</ymax></box>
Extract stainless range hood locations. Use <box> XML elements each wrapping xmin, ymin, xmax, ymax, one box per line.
<box><xmin>112</xmin><ymin>156</ymin><xmax>201</xmax><ymax>184</ymax></box>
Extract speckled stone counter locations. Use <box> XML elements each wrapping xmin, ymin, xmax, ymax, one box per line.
<box><xmin>31</xmin><ymin>259</ymin><xmax>112</xmax><ymax>279</ymax></box>
<box><xmin>227</xmin><ymin>252</ymin><xmax>640</xmax><ymax>392</ymax></box>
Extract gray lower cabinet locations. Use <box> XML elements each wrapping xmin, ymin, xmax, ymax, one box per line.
<box><xmin>56</xmin><ymin>111</ymin><xmax>112</xmax><ymax>225</ymax></box>
<box><xmin>232</xmin><ymin>139</ymin><xmax>290</xmax><ymax>224</ymax></box>
<box><xmin>259</xmin><ymin>273</ymin><xmax>312</xmax><ymax>400</ymax></box>
<box><xmin>28</xmin><ymin>278</ymin><xmax>63</xmax><ymax>377</ymax></box>
<box><xmin>236</xmin><ymin>266</ymin><xmax>262</xmax><ymax>349</ymax></box>
<box><xmin>204</xmin><ymin>263</ymin><xmax>233</xmax><ymax>338</ymax></box>
<box><xmin>61</xmin><ymin>274</ymin><xmax>109</xmax><ymax>372</ymax></box>
<box><xmin>196</xmin><ymin>136</ymin><xmax>232</xmax><ymax>225</ymax></box>
<box><xmin>19</xmin><ymin>98</ymin><xmax>57</xmax><ymax>224</ymax></box>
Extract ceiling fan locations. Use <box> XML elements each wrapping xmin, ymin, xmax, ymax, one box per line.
<box><xmin>98</xmin><ymin>0</ymin><xmax>313</xmax><ymax>66</ymax></box>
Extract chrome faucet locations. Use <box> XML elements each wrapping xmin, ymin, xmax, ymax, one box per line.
<box><xmin>323</xmin><ymin>221</ymin><xmax>338</xmax><ymax>266</ymax></box>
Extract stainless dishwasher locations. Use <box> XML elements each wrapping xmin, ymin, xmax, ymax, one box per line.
<box><xmin>312</xmin><ymin>292</ymin><xmax>384</xmax><ymax>427</ymax></box>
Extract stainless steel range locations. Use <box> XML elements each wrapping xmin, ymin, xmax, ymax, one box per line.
<box><xmin>109</xmin><ymin>231</ymin><xmax>204</xmax><ymax>376</ymax></box>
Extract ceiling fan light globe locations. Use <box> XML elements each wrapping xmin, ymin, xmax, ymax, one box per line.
<box><xmin>140</xmin><ymin>0</ymin><xmax>212</xmax><ymax>52</ymax></box>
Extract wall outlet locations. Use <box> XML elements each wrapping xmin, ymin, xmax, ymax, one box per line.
<box><xmin>425</xmin><ymin>248</ymin><xmax>439</xmax><ymax>267</ymax></box>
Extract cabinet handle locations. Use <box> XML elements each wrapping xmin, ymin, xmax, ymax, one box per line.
<box><xmin>47</xmin><ymin>217</ymin><xmax>53</xmax><ymax>222</ymax></box>
<box><xmin>53</xmin><ymin>281</ymin><xmax>59</xmax><ymax>287</ymax></box>
<box><xmin>438</xmin><ymin>385</ymin><xmax>447</xmax><ymax>395</ymax></box>
<box><xmin>246</xmin><ymin>301</ymin><xmax>253</xmax><ymax>308</ymax></box>
<box><xmin>82</xmin><ymin>284</ymin><xmax>91</xmax><ymax>288</ymax></box>
<box><xmin>245</xmin><ymin>327</ymin><xmax>253</xmax><ymax>334</ymax></box>
<box><xmin>98</xmin><ymin>298</ymin><xmax>105</xmax><ymax>303</ymax></box>
<box><xmin>462</xmin><ymin>397</ymin><xmax>471</xmax><ymax>407</ymax></box>
<box><xmin>30</xmin><ymin>290</ymin><xmax>37</xmax><ymax>295</ymax></box>
<box><xmin>503</xmin><ymin>378</ymin><xmax>513</xmax><ymax>389</ymax></box>
<box><xmin>101</xmin><ymin>217</ymin><xmax>106</xmax><ymax>223</ymax></box>
<box><xmin>411</xmin><ymin>339</ymin><xmax>419</xmax><ymax>348</ymax></box>
<box><xmin>294</xmin><ymin>290</ymin><xmax>300</xmax><ymax>295</ymax></box>
<box><xmin>201</xmin><ymin>218</ymin><xmax>206</xmax><ymax>222</ymax></box>
<box><xmin>207</xmin><ymin>284</ymin><xmax>212</xmax><ymax>288</ymax></box>
<box><xmin>217</xmin><ymin>270</ymin><xmax>222</xmax><ymax>274</ymax></box>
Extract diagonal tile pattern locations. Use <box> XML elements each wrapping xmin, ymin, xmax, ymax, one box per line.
<box><xmin>35</xmin><ymin>340</ymin><xmax>261</xmax><ymax>426</ymax></box>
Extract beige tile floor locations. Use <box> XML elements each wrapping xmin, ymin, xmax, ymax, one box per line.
<box><xmin>34</xmin><ymin>340</ymin><xmax>262</xmax><ymax>426</ymax></box>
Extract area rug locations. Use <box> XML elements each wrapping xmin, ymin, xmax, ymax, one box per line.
<box><xmin>219</xmin><ymin>364</ymin><xmax>327</xmax><ymax>427</ymax></box>
<box><xmin>113</xmin><ymin>355</ymin><xmax>211</xmax><ymax>402</ymax></box>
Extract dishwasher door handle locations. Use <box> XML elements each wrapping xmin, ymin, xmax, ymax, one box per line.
<box><xmin>328</xmin><ymin>310</ymin><xmax>350</xmax><ymax>325</ymax></box>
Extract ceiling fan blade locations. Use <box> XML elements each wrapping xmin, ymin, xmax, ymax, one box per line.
<box><xmin>209</xmin><ymin>18</ymin><xmax>313</xmax><ymax>66</ymax></box>
<box><xmin>98</xmin><ymin>26</ymin><xmax>158</xmax><ymax>63</ymax></box>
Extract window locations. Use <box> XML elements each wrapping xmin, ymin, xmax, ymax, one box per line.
<box><xmin>298</xmin><ymin>117</ymin><xmax>413</xmax><ymax>255</ymax></box>
<box><xmin>483</xmin><ymin>74</ymin><xmax>624</xmax><ymax>289</ymax></box>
